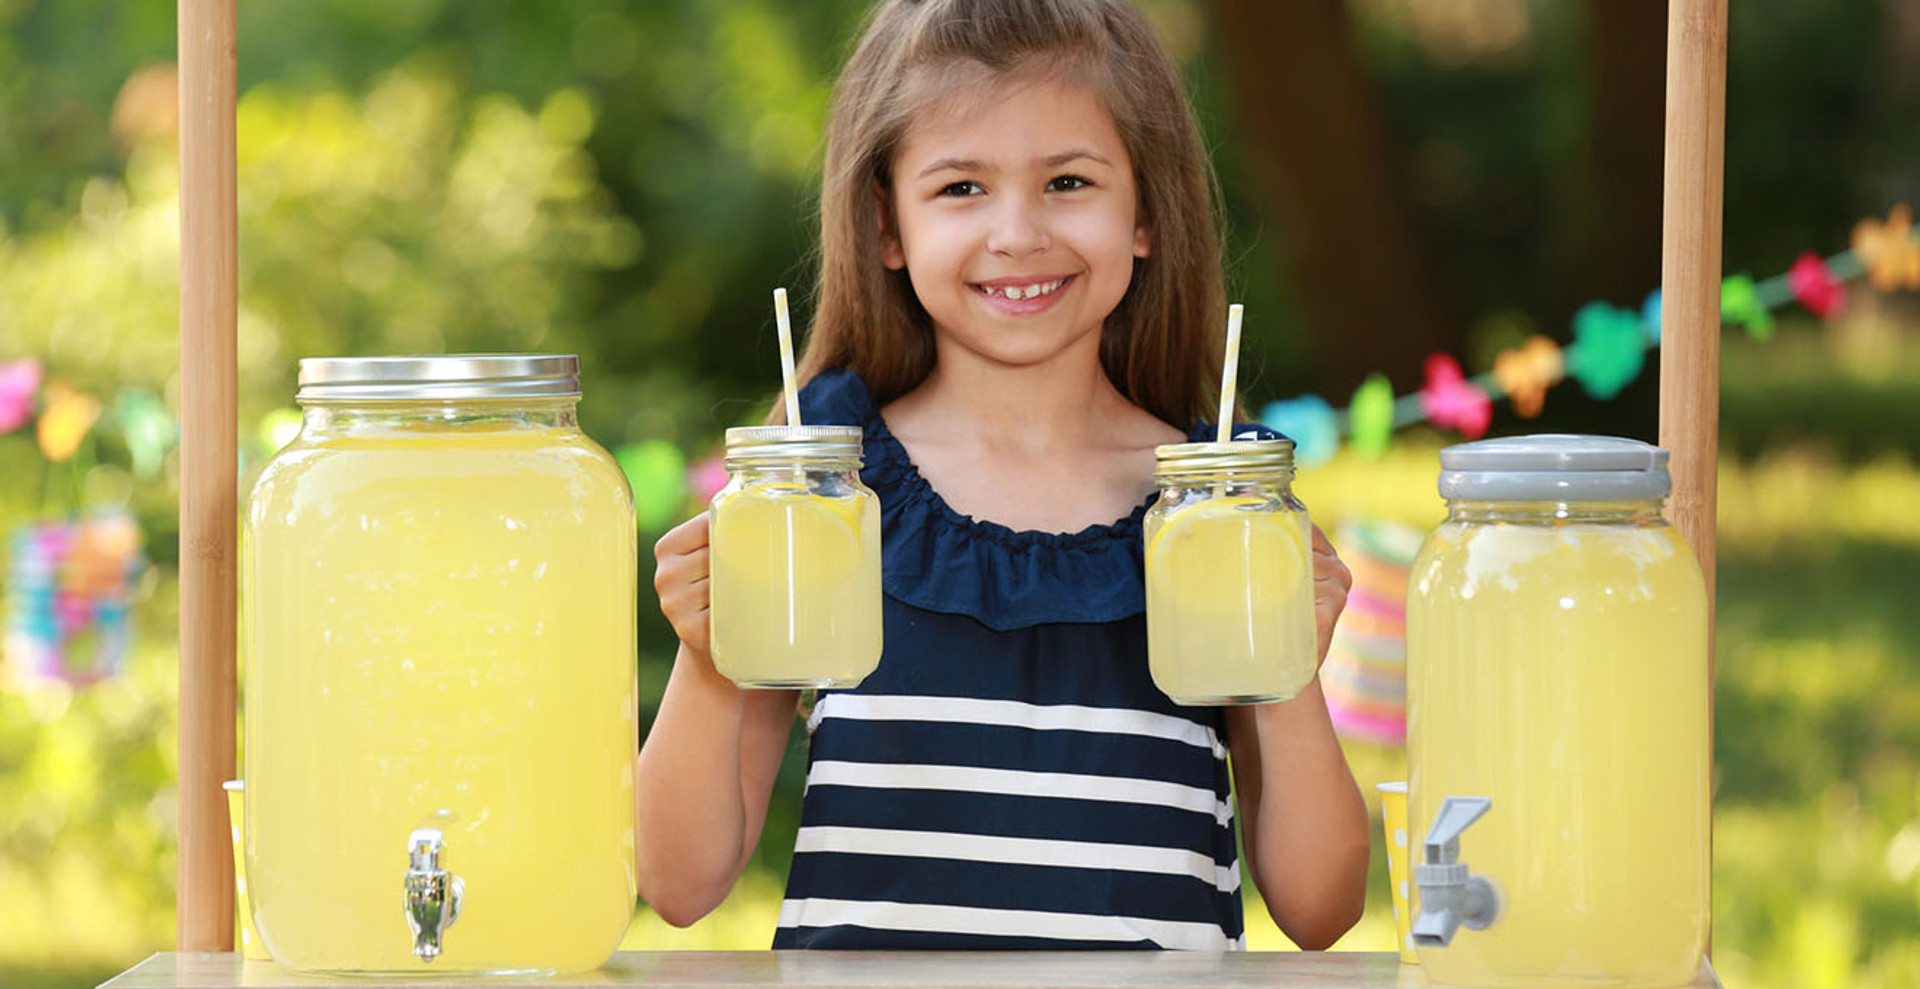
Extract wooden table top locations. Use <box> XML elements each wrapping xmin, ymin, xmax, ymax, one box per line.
<box><xmin>102</xmin><ymin>951</ymin><xmax>1721</xmax><ymax>989</ymax></box>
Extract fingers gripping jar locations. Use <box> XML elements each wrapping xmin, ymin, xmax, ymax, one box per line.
<box><xmin>707</xmin><ymin>425</ymin><xmax>882</xmax><ymax>688</ymax></box>
<box><xmin>1144</xmin><ymin>439</ymin><xmax>1318</xmax><ymax>705</ymax></box>
<box><xmin>243</xmin><ymin>355</ymin><xmax>638</xmax><ymax>975</ymax></box>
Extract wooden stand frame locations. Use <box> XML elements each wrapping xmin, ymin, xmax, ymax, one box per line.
<box><xmin>1661</xmin><ymin>2</ymin><xmax>1726</xmax><ymax>694</ymax></box>
<box><xmin>177</xmin><ymin>0</ymin><xmax>238</xmax><ymax>953</ymax></box>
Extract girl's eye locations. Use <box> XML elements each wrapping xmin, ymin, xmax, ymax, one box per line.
<box><xmin>1048</xmin><ymin>175</ymin><xmax>1092</xmax><ymax>193</ymax></box>
<box><xmin>939</xmin><ymin>180</ymin><xmax>984</xmax><ymax>197</ymax></box>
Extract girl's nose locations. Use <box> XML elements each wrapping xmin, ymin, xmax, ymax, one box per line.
<box><xmin>986</xmin><ymin>195</ymin><xmax>1051</xmax><ymax>259</ymax></box>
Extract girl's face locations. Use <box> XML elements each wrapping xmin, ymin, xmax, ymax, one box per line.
<box><xmin>883</xmin><ymin>75</ymin><xmax>1149</xmax><ymax>370</ymax></box>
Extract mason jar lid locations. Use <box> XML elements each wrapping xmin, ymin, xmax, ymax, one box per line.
<box><xmin>1153</xmin><ymin>438</ymin><xmax>1295</xmax><ymax>479</ymax></box>
<box><xmin>1438</xmin><ymin>434</ymin><xmax>1671</xmax><ymax>501</ymax></box>
<box><xmin>296</xmin><ymin>355</ymin><xmax>581</xmax><ymax>403</ymax></box>
<box><xmin>724</xmin><ymin>425</ymin><xmax>863</xmax><ymax>464</ymax></box>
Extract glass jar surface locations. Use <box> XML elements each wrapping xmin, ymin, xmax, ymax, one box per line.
<box><xmin>707</xmin><ymin>425</ymin><xmax>882</xmax><ymax>688</ymax></box>
<box><xmin>1144</xmin><ymin>440</ymin><xmax>1316</xmax><ymax>705</ymax></box>
<box><xmin>1407</xmin><ymin>436</ymin><xmax>1708</xmax><ymax>988</ymax></box>
<box><xmin>242</xmin><ymin>356</ymin><xmax>637</xmax><ymax>975</ymax></box>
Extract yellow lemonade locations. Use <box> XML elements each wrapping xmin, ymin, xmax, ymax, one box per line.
<box><xmin>708</xmin><ymin>482</ymin><xmax>882</xmax><ymax>687</ymax></box>
<box><xmin>1407</xmin><ymin>520</ymin><xmax>1708</xmax><ymax>988</ymax></box>
<box><xmin>244</xmin><ymin>423</ymin><xmax>637</xmax><ymax>974</ymax></box>
<box><xmin>1145</xmin><ymin>495</ymin><xmax>1317</xmax><ymax>704</ymax></box>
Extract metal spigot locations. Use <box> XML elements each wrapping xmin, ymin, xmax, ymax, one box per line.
<box><xmin>1412</xmin><ymin>795</ymin><xmax>1501</xmax><ymax>948</ymax></box>
<box><xmin>403</xmin><ymin>828</ymin><xmax>464</xmax><ymax>962</ymax></box>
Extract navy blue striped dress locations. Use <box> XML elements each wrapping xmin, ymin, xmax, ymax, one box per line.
<box><xmin>773</xmin><ymin>369</ymin><xmax>1256</xmax><ymax>951</ymax></box>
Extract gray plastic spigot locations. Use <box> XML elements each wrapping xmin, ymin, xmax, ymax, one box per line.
<box><xmin>1412</xmin><ymin>795</ymin><xmax>1501</xmax><ymax>949</ymax></box>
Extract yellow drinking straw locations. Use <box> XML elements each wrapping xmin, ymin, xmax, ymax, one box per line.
<box><xmin>774</xmin><ymin>287</ymin><xmax>801</xmax><ymax>426</ymax></box>
<box><xmin>1216</xmin><ymin>303</ymin><xmax>1244</xmax><ymax>443</ymax></box>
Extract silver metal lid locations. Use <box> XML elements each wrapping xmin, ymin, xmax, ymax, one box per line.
<box><xmin>724</xmin><ymin>425</ymin><xmax>863</xmax><ymax>464</ymax></box>
<box><xmin>296</xmin><ymin>355</ymin><xmax>581</xmax><ymax>403</ymax></box>
<box><xmin>1153</xmin><ymin>438</ymin><xmax>1295</xmax><ymax>478</ymax></box>
<box><xmin>1438</xmin><ymin>434</ymin><xmax>1671</xmax><ymax>501</ymax></box>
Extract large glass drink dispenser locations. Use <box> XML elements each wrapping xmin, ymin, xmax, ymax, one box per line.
<box><xmin>243</xmin><ymin>355</ymin><xmax>638</xmax><ymax>974</ymax></box>
<box><xmin>1406</xmin><ymin>435</ymin><xmax>1708</xmax><ymax>988</ymax></box>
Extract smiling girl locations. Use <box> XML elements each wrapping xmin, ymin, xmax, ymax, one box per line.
<box><xmin>637</xmin><ymin>0</ymin><xmax>1369</xmax><ymax>950</ymax></box>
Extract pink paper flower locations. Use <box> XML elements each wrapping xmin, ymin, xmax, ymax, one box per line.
<box><xmin>1788</xmin><ymin>252</ymin><xmax>1846</xmax><ymax>319</ymax></box>
<box><xmin>1419</xmin><ymin>354</ymin><xmax>1492</xmax><ymax>439</ymax></box>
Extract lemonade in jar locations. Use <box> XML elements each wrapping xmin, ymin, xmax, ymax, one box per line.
<box><xmin>708</xmin><ymin>425</ymin><xmax>882</xmax><ymax>688</ymax></box>
<box><xmin>243</xmin><ymin>355</ymin><xmax>637</xmax><ymax>975</ymax></box>
<box><xmin>1406</xmin><ymin>435</ymin><xmax>1709</xmax><ymax>987</ymax></box>
<box><xmin>1144</xmin><ymin>439</ymin><xmax>1317</xmax><ymax>705</ymax></box>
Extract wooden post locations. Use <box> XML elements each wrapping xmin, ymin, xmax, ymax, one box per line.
<box><xmin>1660</xmin><ymin>0</ymin><xmax>1725</xmax><ymax>948</ymax></box>
<box><xmin>177</xmin><ymin>0</ymin><xmax>238</xmax><ymax>952</ymax></box>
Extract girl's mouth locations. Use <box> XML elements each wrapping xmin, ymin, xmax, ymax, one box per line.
<box><xmin>971</xmin><ymin>275</ymin><xmax>1075</xmax><ymax>311</ymax></box>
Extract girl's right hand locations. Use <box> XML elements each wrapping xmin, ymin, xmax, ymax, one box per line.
<box><xmin>653</xmin><ymin>513</ymin><xmax>712</xmax><ymax>655</ymax></box>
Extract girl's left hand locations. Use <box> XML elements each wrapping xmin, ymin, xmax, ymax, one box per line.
<box><xmin>1310</xmin><ymin>524</ymin><xmax>1352</xmax><ymax>666</ymax></box>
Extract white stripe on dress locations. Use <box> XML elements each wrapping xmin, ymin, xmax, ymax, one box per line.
<box><xmin>804</xmin><ymin>760</ymin><xmax>1234</xmax><ymax>827</ymax></box>
<box><xmin>808</xmin><ymin>694</ymin><xmax>1227</xmax><ymax>758</ymax></box>
<box><xmin>777</xmin><ymin>897</ymin><xmax>1239</xmax><ymax>951</ymax></box>
<box><xmin>793</xmin><ymin>825</ymin><xmax>1240</xmax><ymax>893</ymax></box>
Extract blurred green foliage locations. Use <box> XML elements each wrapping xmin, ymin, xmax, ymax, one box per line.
<box><xmin>2</xmin><ymin>1</ymin><xmax>1918</xmax><ymax>987</ymax></box>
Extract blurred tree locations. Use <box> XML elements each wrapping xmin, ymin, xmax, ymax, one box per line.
<box><xmin>1558</xmin><ymin>0</ymin><xmax>1664</xmax><ymax>310</ymax></box>
<box><xmin>1210</xmin><ymin>0</ymin><xmax>1459</xmax><ymax>393</ymax></box>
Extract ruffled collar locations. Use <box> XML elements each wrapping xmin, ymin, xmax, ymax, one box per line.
<box><xmin>797</xmin><ymin>367</ymin><xmax>1234</xmax><ymax>631</ymax></box>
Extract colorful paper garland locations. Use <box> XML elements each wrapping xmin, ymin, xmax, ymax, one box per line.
<box><xmin>1252</xmin><ymin>205</ymin><xmax>1917</xmax><ymax>458</ymax></box>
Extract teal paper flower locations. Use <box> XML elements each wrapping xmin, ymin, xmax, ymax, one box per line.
<box><xmin>1260</xmin><ymin>396</ymin><xmax>1339</xmax><ymax>467</ymax></box>
<box><xmin>1566</xmin><ymin>302</ymin><xmax>1648</xmax><ymax>400</ymax></box>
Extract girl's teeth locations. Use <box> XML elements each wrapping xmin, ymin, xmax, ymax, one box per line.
<box><xmin>991</xmin><ymin>280</ymin><xmax>1061</xmax><ymax>300</ymax></box>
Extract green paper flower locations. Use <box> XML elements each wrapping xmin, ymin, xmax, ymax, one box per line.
<box><xmin>1347</xmin><ymin>374</ymin><xmax>1395</xmax><ymax>459</ymax></box>
<box><xmin>1721</xmin><ymin>274</ymin><xmax>1775</xmax><ymax>341</ymax></box>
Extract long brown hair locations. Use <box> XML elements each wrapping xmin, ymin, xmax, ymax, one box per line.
<box><xmin>788</xmin><ymin>0</ymin><xmax>1228</xmax><ymax>428</ymax></box>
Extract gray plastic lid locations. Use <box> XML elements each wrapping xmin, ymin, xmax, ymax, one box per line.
<box><xmin>1437</xmin><ymin>434</ymin><xmax>1671</xmax><ymax>502</ymax></box>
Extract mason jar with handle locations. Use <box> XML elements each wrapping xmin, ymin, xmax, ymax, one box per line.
<box><xmin>243</xmin><ymin>355</ymin><xmax>637</xmax><ymax>975</ymax></box>
<box><xmin>1144</xmin><ymin>438</ymin><xmax>1317</xmax><ymax>705</ymax></box>
<box><xmin>707</xmin><ymin>425</ymin><xmax>882</xmax><ymax>688</ymax></box>
<box><xmin>1406</xmin><ymin>435</ymin><xmax>1709</xmax><ymax>988</ymax></box>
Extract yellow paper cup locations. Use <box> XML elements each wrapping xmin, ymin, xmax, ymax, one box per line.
<box><xmin>223</xmin><ymin>780</ymin><xmax>271</xmax><ymax>961</ymax></box>
<box><xmin>1378</xmin><ymin>781</ymin><xmax>1418</xmax><ymax>964</ymax></box>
